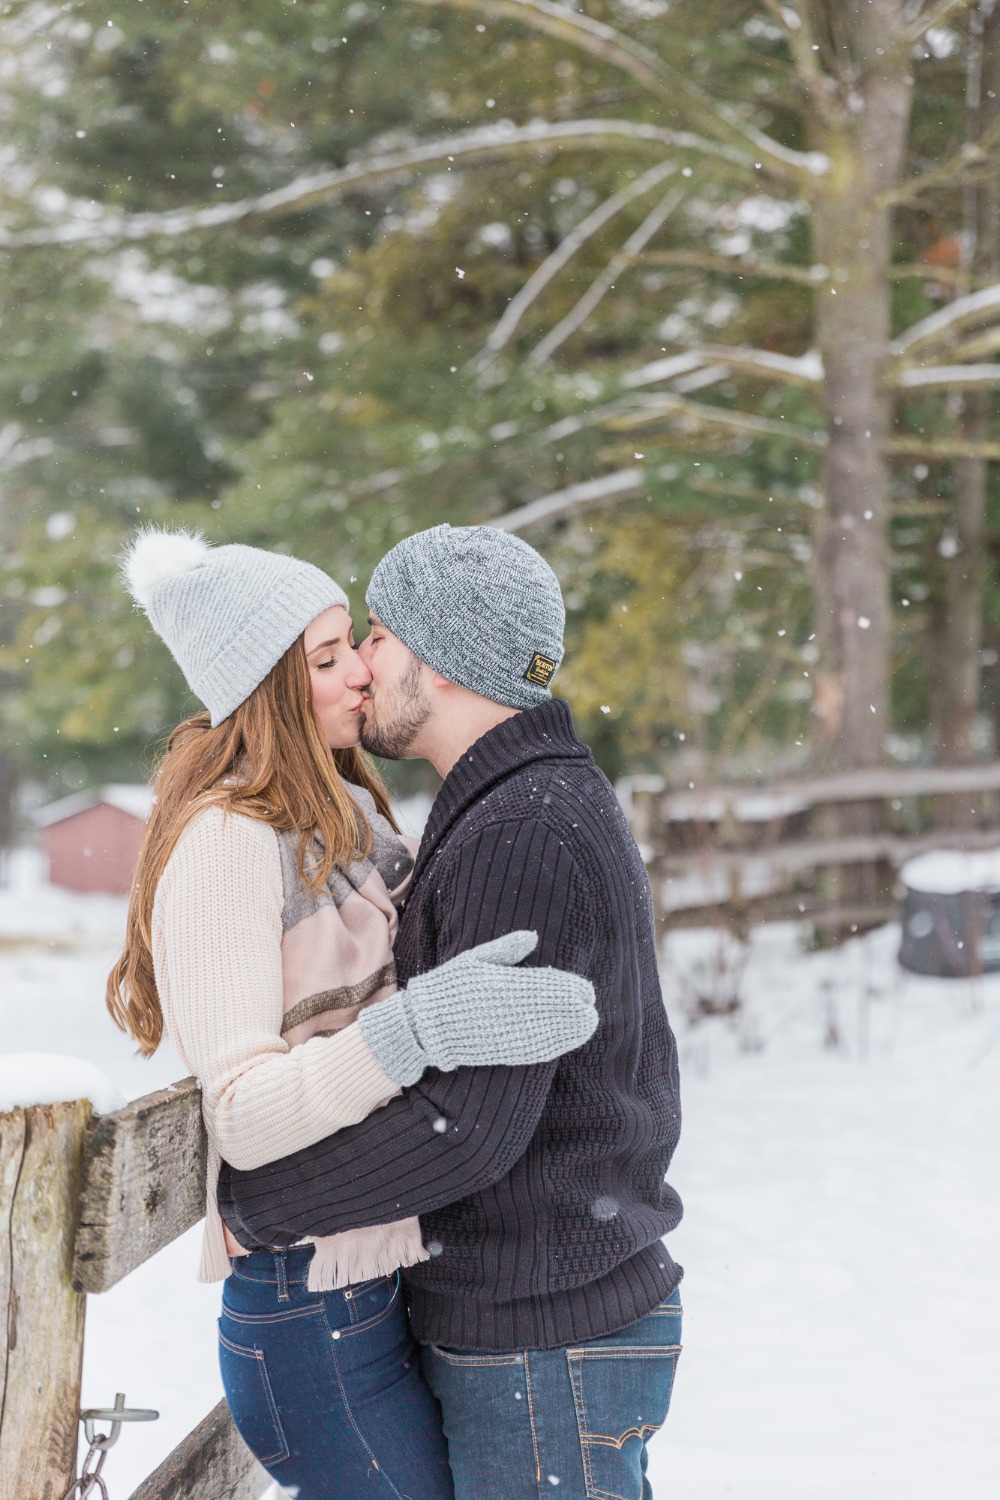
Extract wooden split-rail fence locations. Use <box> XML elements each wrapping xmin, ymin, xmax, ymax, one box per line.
<box><xmin>0</xmin><ymin>1078</ymin><xmax>267</xmax><ymax>1500</ymax></box>
<box><xmin>627</xmin><ymin>760</ymin><xmax>1000</xmax><ymax>932</ymax></box>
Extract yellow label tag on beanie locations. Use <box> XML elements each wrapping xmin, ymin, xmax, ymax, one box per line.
<box><xmin>525</xmin><ymin>652</ymin><xmax>557</xmax><ymax>687</ymax></box>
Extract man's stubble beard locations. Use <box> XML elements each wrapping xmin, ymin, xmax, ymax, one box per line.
<box><xmin>359</xmin><ymin>655</ymin><xmax>432</xmax><ymax>760</ymax></box>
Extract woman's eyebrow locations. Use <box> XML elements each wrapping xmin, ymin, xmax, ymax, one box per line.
<box><xmin>306</xmin><ymin>634</ymin><xmax>344</xmax><ymax>655</ymax></box>
<box><xmin>306</xmin><ymin>618</ymin><xmax>354</xmax><ymax>655</ymax></box>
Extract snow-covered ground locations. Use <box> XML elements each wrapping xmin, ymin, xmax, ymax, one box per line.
<box><xmin>2</xmin><ymin>848</ymin><xmax>998</xmax><ymax>1498</ymax></box>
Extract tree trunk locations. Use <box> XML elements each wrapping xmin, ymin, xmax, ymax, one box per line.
<box><xmin>810</xmin><ymin>0</ymin><xmax>914</xmax><ymax>774</ymax></box>
<box><xmin>932</xmin><ymin>2</ymin><xmax>999</xmax><ymax>787</ymax></box>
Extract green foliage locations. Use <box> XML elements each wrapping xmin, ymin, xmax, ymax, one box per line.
<box><xmin>1</xmin><ymin>0</ymin><xmax>997</xmax><ymax>804</ymax></box>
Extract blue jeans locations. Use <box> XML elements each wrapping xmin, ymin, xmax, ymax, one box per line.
<box><xmin>218</xmin><ymin>1246</ymin><xmax>454</xmax><ymax>1499</ymax></box>
<box><xmin>421</xmin><ymin>1292</ymin><xmax>682</xmax><ymax>1500</ymax></box>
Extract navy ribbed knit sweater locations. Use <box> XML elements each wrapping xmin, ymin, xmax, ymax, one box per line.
<box><xmin>219</xmin><ymin>699</ymin><xmax>683</xmax><ymax>1350</ymax></box>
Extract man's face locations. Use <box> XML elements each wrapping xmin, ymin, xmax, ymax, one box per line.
<box><xmin>357</xmin><ymin>614</ymin><xmax>432</xmax><ymax>759</ymax></box>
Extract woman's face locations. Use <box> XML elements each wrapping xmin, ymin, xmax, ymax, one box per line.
<box><xmin>303</xmin><ymin>604</ymin><xmax>372</xmax><ymax>749</ymax></box>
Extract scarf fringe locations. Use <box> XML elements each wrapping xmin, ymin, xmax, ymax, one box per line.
<box><xmin>307</xmin><ymin>1220</ymin><xmax>429</xmax><ymax>1292</ymax></box>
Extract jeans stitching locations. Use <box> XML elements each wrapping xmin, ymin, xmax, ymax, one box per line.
<box><xmin>426</xmin><ymin>1347</ymin><xmax>523</xmax><ymax>1368</ymax></box>
<box><xmin>522</xmin><ymin>1352</ymin><xmax>542</xmax><ymax>1486</ymax></box>
<box><xmin>336</xmin><ymin>1277</ymin><xmax>400</xmax><ymax>1339</ymax></box>
<box><xmin>566</xmin><ymin>1346</ymin><xmax>680</xmax><ymax>1500</ymax></box>
<box><xmin>216</xmin><ymin>1328</ymin><xmax>289</xmax><ymax>1467</ymax></box>
<box><xmin>322</xmin><ymin>1309</ymin><xmax>407</xmax><ymax>1499</ymax></box>
<box><xmin>347</xmin><ymin>1273</ymin><xmax>396</xmax><ymax>1325</ymax></box>
<box><xmin>585</xmin><ymin>1425</ymin><xmax>663</xmax><ymax>1448</ymax></box>
<box><xmin>221</xmin><ymin>1277</ymin><xmax>400</xmax><ymax>1335</ymax></box>
<box><xmin>566</xmin><ymin>1353</ymin><xmax>598</xmax><ymax>1497</ymax></box>
<box><xmin>566</xmin><ymin>1347</ymin><xmax>682</xmax><ymax>1360</ymax></box>
<box><xmin>222</xmin><ymin>1304</ymin><xmax>325</xmax><ymax>1328</ymax></box>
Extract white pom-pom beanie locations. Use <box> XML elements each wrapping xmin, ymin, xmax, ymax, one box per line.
<box><xmin>121</xmin><ymin>527</ymin><xmax>348</xmax><ymax>726</ymax></box>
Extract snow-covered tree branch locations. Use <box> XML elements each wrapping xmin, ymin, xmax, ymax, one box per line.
<box><xmin>470</xmin><ymin>161</ymin><xmax>679</xmax><ymax>373</ymax></box>
<box><xmin>526</xmin><ymin>187</ymin><xmax>685</xmax><ymax>368</ymax></box>
<box><xmin>405</xmin><ymin>0</ymin><xmax>829</xmax><ymax>182</ymax></box>
<box><xmin>891</xmin><ymin>282</ymin><xmax>1000</xmax><ymax>358</ymax></box>
<box><xmin>0</xmin><ymin>119</ymin><xmax>731</xmax><ymax>248</ymax></box>
<box><xmin>488</xmin><ymin>467</ymin><xmax>648</xmax><ymax>532</ymax></box>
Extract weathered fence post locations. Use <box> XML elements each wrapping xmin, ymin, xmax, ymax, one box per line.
<box><xmin>0</xmin><ymin>1098</ymin><xmax>92</xmax><ymax>1500</ymax></box>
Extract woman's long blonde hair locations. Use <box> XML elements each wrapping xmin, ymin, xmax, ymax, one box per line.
<box><xmin>107</xmin><ymin>633</ymin><xmax>396</xmax><ymax>1056</ymax></box>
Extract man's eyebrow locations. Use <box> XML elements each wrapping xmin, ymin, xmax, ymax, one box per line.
<box><xmin>367</xmin><ymin>613</ymin><xmax>382</xmax><ymax>628</ymax></box>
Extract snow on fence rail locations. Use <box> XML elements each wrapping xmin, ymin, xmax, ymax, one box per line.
<box><xmin>0</xmin><ymin>1079</ymin><xmax>266</xmax><ymax>1500</ymax></box>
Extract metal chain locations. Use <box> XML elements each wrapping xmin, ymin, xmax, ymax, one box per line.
<box><xmin>62</xmin><ymin>1394</ymin><xmax>159</xmax><ymax>1500</ymax></box>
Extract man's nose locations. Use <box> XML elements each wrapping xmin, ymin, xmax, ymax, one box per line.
<box><xmin>357</xmin><ymin>636</ymin><xmax>374</xmax><ymax>668</ymax></box>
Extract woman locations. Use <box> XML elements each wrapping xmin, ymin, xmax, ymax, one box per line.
<box><xmin>106</xmin><ymin>527</ymin><xmax>596</xmax><ymax>1499</ymax></box>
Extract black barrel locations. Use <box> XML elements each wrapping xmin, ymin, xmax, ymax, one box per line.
<box><xmin>898</xmin><ymin>851</ymin><xmax>1000</xmax><ymax>977</ymax></box>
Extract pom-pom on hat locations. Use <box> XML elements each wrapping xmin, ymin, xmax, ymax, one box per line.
<box><xmin>367</xmin><ymin>524</ymin><xmax>565</xmax><ymax>709</ymax></box>
<box><xmin>121</xmin><ymin>527</ymin><xmax>348</xmax><ymax>726</ymax></box>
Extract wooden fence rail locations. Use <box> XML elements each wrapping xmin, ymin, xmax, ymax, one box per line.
<box><xmin>625</xmin><ymin>760</ymin><xmax>1000</xmax><ymax>930</ymax></box>
<box><xmin>0</xmin><ymin>1081</ymin><xmax>267</xmax><ymax>1500</ymax></box>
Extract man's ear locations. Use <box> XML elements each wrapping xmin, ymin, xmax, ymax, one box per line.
<box><xmin>430</xmin><ymin>672</ymin><xmax>456</xmax><ymax>691</ymax></box>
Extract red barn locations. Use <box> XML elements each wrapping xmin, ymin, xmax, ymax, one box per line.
<box><xmin>35</xmin><ymin>784</ymin><xmax>153</xmax><ymax>896</ymax></box>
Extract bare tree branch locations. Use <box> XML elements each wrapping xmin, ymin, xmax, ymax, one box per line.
<box><xmin>470</xmin><ymin>161</ymin><xmax>678</xmax><ymax>373</ymax></box>
<box><xmin>684</xmin><ymin>343</ymin><xmax>1000</xmax><ymax>392</ymax></box>
<box><xmin>639</xmin><ymin>248</ymin><xmax>830</xmax><ymax>284</ymax></box>
<box><xmin>526</xmin><ymin>186</ymin><xmax>684</xmax><ymax>368</ymax></box>
<box><xmin>639</xmin><ymin>251</ymin><xmax>992</xmax><ymax>288</ymax></box>
<box><xmin>888</xmin><ymin>434</ymin><xmax>1000</xmax><ymax>460</ymax></box>
<box><xmin>897</xmin><ymin>363</ymin><xmax>1000</xmax><ymax>389</ymax></box>
<box><xmin>951</xmin><ymin>326</ymin><xmax>1000</xmax><ymax>360</ymax></box>
<box><xmin>620</xmin><ymin>353</ymin><xmax>708</xmax><ymax>388</ymax></box>
<box><xmin>882</xmin><ymin>114</ymin><xmax>1000</xmax><ymax>207</ymax></box>
<box><xmin>488</xmin><ymin>467</ymin><xmax>647</xmax><ymax>531</ymax></box>
<box><xmin>405</xmin><ymin>0</ymin><xmax>829</xmax><ymax>182</ymax></box>
<box><xmin>909</xmin><ymin>0</ymin><xmax>980</xmax><ymax>41</ymax></box>
<box><xmin>891</xmin><ymin>282</ymin><xmax>1000</xmax><ymax>357</ymax></box>
<box><xmin>0</xmin><ymin>119</ymin><xmax>717</xmax><ymax>249</ymax></box>
<box><xmin>759</xmin><ymin>0</ymin><xmax>844</xmax><ymax>128</ymax></box>
<box><xmin>688</xmin><ymin>345</ymin><xmax>823</xmax><ymax>387</ymax></box>
<box><xmin>602</xmin><ymin>391</ymin><xmax>827</xmax><ymax>447</ymax></box>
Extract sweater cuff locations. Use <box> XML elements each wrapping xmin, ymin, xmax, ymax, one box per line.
<box><xmin>358</xmin><ymin>999</ymin><xmax>426</xmax><ymax>1087</ymax></box>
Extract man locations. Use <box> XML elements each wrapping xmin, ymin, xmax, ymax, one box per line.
<box><xmin>219</xmin><ymin>524</ymin><xmax>683</xmax><ymax>1498</ymax></box>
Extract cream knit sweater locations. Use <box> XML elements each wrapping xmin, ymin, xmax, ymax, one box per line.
<box><xmin>151</xmin><ymin>804</ymin><xmax>428</xmax><ymax>1289</ymax></box>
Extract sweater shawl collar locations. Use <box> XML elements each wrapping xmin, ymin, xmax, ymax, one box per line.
<box><xmin>412</xmin><ymin>698</ymin><xmax>591</xmax><ymax>887</ymax></box>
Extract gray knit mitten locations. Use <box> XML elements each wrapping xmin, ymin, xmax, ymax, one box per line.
<box><xmin>357</xmin><ymin>931</ymin><xmax>597</xmax><ymax>1086</ymax></box>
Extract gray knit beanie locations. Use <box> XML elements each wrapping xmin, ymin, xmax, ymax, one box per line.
<box><xmin>366</xmin><ymin>524</ymin><xmax>565</xmax><ymax>708</ymax></box>
<box><xmin>121</xmin><ymin>528</ymin><xmax>348</xmax><ymax>725</ymax></box>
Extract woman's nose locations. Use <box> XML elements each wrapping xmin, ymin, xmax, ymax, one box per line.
<box><xmin>347</xmin><ymin>653</ymin><xmax>372</xmax><ymax>689</ymax></box>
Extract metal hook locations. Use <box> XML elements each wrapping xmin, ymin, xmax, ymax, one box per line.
<box><xmin>80</xmin><ymin>1393</ymin><xmax>159</xmax><ymax>1452</ymax></box>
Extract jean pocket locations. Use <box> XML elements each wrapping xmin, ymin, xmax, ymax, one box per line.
<box><xmin>567</xmin><ymin>1342</ymin><xmax>680</xmax><ymax>1500</ymax></box>
<box><xmin>217</xmin><ymin>1324</ymin><xmax>289</xmax><ymax>1468</ymax></box>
